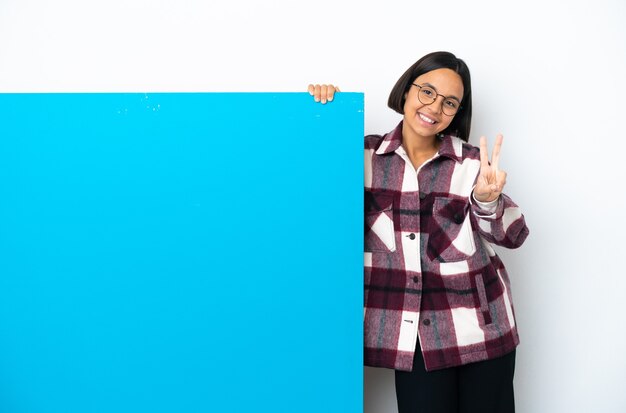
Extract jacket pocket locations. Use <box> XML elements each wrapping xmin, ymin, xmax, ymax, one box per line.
<box><xmin>427</xmin><ymin>197</ymin><xmax>476</xmax><ymax>262</ymax></box>
<box><xmin>365</xmin><ymin>191</ymin><xmax>396</xmax><ymax>253</ymax></box>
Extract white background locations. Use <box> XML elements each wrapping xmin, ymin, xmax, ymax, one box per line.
<box><xmin>1</xmin><ymin>0</ymin><xmax>625</xmax><ymax>412</ymax></box>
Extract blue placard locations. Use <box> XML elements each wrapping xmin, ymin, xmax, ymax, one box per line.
<box><xmin>0</xmin><ymin>93</ymin><xmax>364</xmax><ymax>413</ymax></box>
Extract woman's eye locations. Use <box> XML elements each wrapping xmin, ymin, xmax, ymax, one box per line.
<box><xmin>422</xmin><ymin>89</ymin><xmax>434</xmax><ymax>96</ymax></box>
<box><xmin>445</xmin><ymin>100</ymin><xmax>458</xmax><ymax>109</ymax></box>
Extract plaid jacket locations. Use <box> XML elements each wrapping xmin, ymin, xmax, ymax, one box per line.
<box><xmin>364</xmin><ymin>122</ymin><xmax>529</xmax><ymax>372</ymax></box>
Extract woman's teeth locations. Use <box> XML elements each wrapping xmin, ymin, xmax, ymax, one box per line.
<box><xmin>419</xmin><ymin>113</ymin><xmax>436</xmax><ymax>124</ymax></box>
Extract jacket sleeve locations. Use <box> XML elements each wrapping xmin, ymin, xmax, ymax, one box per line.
<box><xmin>470</xmin><ymin>192</ymin><xmax>529</xmax><ymax>249</ymax></box>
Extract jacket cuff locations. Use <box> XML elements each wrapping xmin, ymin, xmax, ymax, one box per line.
<box><xmin>470</xmin><ymin>189</ymin><xmax>501</xmax><ymax>218</ymax></box>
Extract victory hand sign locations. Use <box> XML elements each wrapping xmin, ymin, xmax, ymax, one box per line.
<box><xmin>474</xmin><ymin>134</ymin><xmax>507</xmax><ymax>203</ymax></box>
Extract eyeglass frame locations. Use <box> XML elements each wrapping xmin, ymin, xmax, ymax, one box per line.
<box><xmin>411</xmin><ymin>83</ymin><xmax>462</xmax><ymax>116</ymax></box>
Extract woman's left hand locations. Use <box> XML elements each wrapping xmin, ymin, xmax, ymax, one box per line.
<box><xmin>474</xmin><ymin>134</ymin><xmax>507</xmax><ymax>203</ymax></box>
<box><xmin>307</xmin><ymin>84</ymin><xmax>340</xmax><ymax>104</ymax></box>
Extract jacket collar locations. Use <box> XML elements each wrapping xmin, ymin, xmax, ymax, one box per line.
<box><xmin>375</xmin><ymin>121</ymin><xmax>464</xmax><ymax>163</ymax></box>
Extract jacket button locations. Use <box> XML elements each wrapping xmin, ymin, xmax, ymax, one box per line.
<box><xmin>419</xmin><ymin>191</ymin><xmax>427</xmax><ymax>200</ymax></box>
<box><xmin>413</xmin><ymin>276</ymin><xmax>419</xmax><ymax>283</ymax></box>
<box><xmin>454</xmin><ymin>213</ymin><xmax>464</xmax><ymax>224</ymax></box>
<box><xmin>423</xmin><ymin>319</ymin><xmax>431</xmax><ymax>326</ymax></box>
<box><xmin>408</xmin><ymin>233</ymin><xmax>416</xmax><ymax>240</ymax></box>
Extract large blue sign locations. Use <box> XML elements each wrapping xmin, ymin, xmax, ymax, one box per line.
<box><xmin>0</xmin><ymin>93</ymin><xmax>364</xmax><ymax>413</ymax></box>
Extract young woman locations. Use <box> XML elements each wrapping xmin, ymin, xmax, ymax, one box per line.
<box><xmin>309</xmin><ymin>51</ymin><xmax>529</xmax><ymax>413</ymax></box>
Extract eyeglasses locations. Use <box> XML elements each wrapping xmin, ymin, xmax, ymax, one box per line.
<box><xmin>411</xmin><ymin>83</ymin><xmax>461</xmax><ymax>116</ymax></box>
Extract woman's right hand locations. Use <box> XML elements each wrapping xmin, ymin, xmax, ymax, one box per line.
<box><xmin>307</xmin><ymin>84</ymin><xmax>340</xmax><ymax>104</ymax></box>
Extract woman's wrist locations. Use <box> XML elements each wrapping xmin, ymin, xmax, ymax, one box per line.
<box><xmin>472</xmin><ymin>191</ymin><xmax>499</xmax><ymax>211</ymax></box>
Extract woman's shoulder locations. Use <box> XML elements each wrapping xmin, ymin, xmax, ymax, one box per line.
<box><xmin>443</xmin><ymin>134</ymin><xmax>481</xmax><ymax>162</ymax></box>
<box><xmin>364</xmin><ymin>133</ymin><xmax>384</xmax><ymax>150</ymax></box>
<box><xmin>460</xmin><ymin>139</ymin><xmax>480</xmax><ymax>161</ymax></box>
<box><xmin>364</xmin><ymin>124</ymin><xmax>402</xmax><ymax>151</ymax></box>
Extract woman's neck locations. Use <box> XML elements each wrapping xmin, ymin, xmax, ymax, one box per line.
<box><xmin>401</xmin><ymin>129</ymin><xmax>440</xmax><ymax>171</ymax></box>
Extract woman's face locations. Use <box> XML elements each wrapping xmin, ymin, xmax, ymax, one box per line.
<box><xmin>402</xmin><ymin>68</ymin><xmax>464</xmax><ymax>141</ymax></box>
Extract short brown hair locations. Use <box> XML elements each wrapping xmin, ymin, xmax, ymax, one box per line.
<box><xmin>388</xmin><ymin>51</ymin><xmax>472</xmax><ymax>141</ymax></box>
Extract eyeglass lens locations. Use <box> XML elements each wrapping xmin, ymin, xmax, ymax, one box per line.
<box><xmin>417</xmin><ymin>86</ymin><xmax>459</xmax><ymax>116</ymax></box>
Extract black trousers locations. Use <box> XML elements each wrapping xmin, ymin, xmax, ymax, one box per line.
<box><xmin>394</xmin><ymin>339</ymin><xmax>516</xmax><ymax>413</ymax></box>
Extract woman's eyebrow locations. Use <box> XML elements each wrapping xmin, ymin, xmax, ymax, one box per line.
<box><xmin>422</xmin><ymin>82</ymin><xmax>461</xmax><ymax>101</ymax></box>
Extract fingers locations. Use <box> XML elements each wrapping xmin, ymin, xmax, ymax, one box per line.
<box><xmin>495</xmin><ymin>169</ymin><xmax>507</xmax><ymax>192</ymax></box>
<box><xmin>474</xmin><ymin>168</ymin><xmax>507</xmax><ymax>202</ymax></box>
<box><xmin>321</xmin><ymin>84</ymin><xmax>329</xmax><ymax>103</ymax></box>
<box><xmin>307</xmin><ymin>84</ymin><xmax>340</xmax><ymax>104</ymax></box>
<box><xmin>326</xmin><ymin>85</ymin><xmax>338</xmax><ymax>102</ymax></box>
<box><xmin>476</xmin><ymin>134</ymin><xmax>508</xmax><ymax>202</ymax></box>
<box><xmin>487</xmin><ymin>169</ymin><xmax>507</xmax><ymax>194</ymax></box>
<box><xmin>479</xmin><ymin>136</ymin><xmax>489</xmax><ymax>169</ymax></box>
<box><xmin>491</xmin><ymin>134</ymin><xmax>504</xmax><ymax>171</ymax></box>
<box><xmin>479</xmin><ymin>134</ymin><xmax>505</xmax><ymax>169</ymax></box>
<box><xmin>308</xmin><ymin>84</ymin><xmax>321</xmax><ymax>102</ymax></box>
